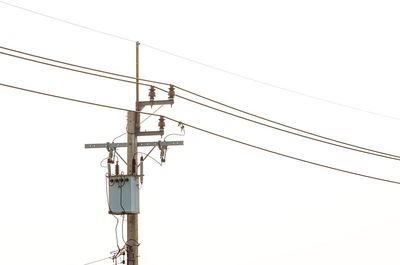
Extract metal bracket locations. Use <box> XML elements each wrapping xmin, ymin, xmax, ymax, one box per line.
<box><xmin>85</xmin><ymin>142</ymin><xmax>127</xmax><ymax>149</ymax></box>
<box><xmin>139</xmin><ymin>140</ymin><xmax>183</xmax><ymax>147</ymax></box>
<box><xmin>107</xmin><ymin>174</ymin><xmax>144</xmax><ymax>179</ymax></box>
<box><xmin>85</xmin><ymin>141</ymin><xmax>184</xmax><ymax>149</ymax></box>
<box><xmin>138</xmin><ymin>99</ymin><xmax>174</xmax><ymax>111</ymax></box>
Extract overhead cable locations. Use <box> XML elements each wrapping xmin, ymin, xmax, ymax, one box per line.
<box><xmin>0</xmin><ymin>0</ymin><xmax>134</xmax><ymax>42</ymax></box>
<box><xmin>0</xmin><ymin>0</ymin><xmax>398</xmax><ymax>120</ymax></box>
<box><xmin>1</xmin><ymin>47</ymin><xmax>399</xmax><ymax>161</ymax></box>
<box><xmin>83</xmin><ymin>256</ymin><xmax>112</xmax><ymax>265</ymax></box>
<box><xmin>154</xmin><ymin>85</ymin><xmax>400</xmax><ymax>161</ymax></box>
<box><xmin>0</xmin><ymin>83</ymin><xmax>132</xmax><ymax>112</ymax></box>
<box><xmin>0</xmin><ymin>46</ymin><xmax>167</xmax><ymax>86</ymax></box>
<box><xmin>140</xmin><ymin>43</ymin><xmax>400</xmax><ymax>121</ymax></box>
<box><xmin>0</xmin><ymin>50</ymin><xmax>154</xmax><ymax>88</ymax></box>
<box><xmin>1</xmin><ymin>82</ymin><xmax>399</xmax><ymax>185</ymax></box>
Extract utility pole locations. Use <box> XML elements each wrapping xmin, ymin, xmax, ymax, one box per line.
<box><xmin>126</xmin><ymin>41</ymin><xmax>140</xmax><ymax>265</ymax></box>
<box><xmin>85</xmin><ymin>41</ymin><xmax>183</xmax><ymax>265</ymax></box>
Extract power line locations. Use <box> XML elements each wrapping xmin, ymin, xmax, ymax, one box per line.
<box><xmin>1</xmin><ymin>0</ymin><xmax>399</xmax><ymax>121</ymax></box>
<box><xmin>0</xmin><ymin>83</ymin><xmax>133</xmax><ymax>113</ymax></box>
<box><xmin>0</xmin><ymin>0</ymin><xmax>134</xmax><ymax>43</ymax></box>
<box><xmin>0</xmin><ymin>50</ymin><xmax>154</xmax><ymax>88</ymax></box>
<box><xmin>173</xmin><ymin>84</ymin><xmax>400</xmax><ymax>160</ymax></box>
<box><xmin>0</xmin><ymin>46</ymin><xmax>167</xmax><ymax>86</ymax></box>
<box><xmin>155</xmin><ymin>85</ymin><xmax>400</xmax><ymax>161</ymax></box>
<box><xmin>173</xmin><ymin>118</ymin><xmax>400</xmax><ymax>186</ymax></box>
<box><xmin>83</xmin><ymin>256</ymin><xmax>112</xmax><ymax>265</ymax></box>
<box><xmin>141</xmin><ymin>43</ymin><xmax>400</xmax><ymax>121</ymax></box>
<box><xmin>1</xmin><ymin>82</ymin><xmax>399</xmax><ymax>185</ymax></box>
<box><xmin>2</xmin><ymin>47</ymin><xmax>399</xmax><ymax>161</ymax></box>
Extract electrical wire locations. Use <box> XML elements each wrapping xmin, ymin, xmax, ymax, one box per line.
<box><xmin>141</xmin><ymin>43</ymin><xmax>400</xmax><ymax>121</ymax></box>
<box><xmin>175</xmin><ymin>119</ymin><xmax>400</xmax><ymax>185</ymax></box>
<box><xmin>2</xmin><ymin>82</ymin><xmax>400</xmax><ymax>185</ymax></box>
<box><xmin>100</xmin><ymin>157</ymin><xmax>108</xmax><ymax>168</ymax></box>
<box><xmin>120</xmin><ymin>215</ymin><xmax>139</xmax><ymax>251</ymax></box>
<box><xmin>0</xmin><ymin>46</ymin><xmax>168</xmax><ymax>86</ymax></box>
<box><xmin>159</xmin><ymin>127</ymin><xmax>186</xmax><ymax>163</ymax></box>
<box><xmin>105</xmin><ymin>174</ymin><xmax>122</xmax><ymax>254</ymax></box>
<box><xmin>113</xmin><ymin>205</ymin><xmax>121</xmax><ymax>253</ymax></box>
<box><xmin>2</xmin><ymin>47</ymin><xmax>399</xmax><ymax>161</ymax></box>
<box><xmin>0</xmin><ymin>0</ymin><xmax>135</xmax><ymax>42</ymax></box>
<box><xmin>121</xmin><ymin>214</ymin><xmax>126</xmax><ymax>245</ymax></box>
<box><xmin>119</xmin><ymin>185</ymin><xmax>126</xmax><ymax>214</ymax></box>
<box><xmin>135</xmin><ymin>151</ymin><xmax>162</xmax><ymax>166</ymax></box>
<box><xmin>1</xmin><ymin>0</ymin><xmax>399</xmax><ymax>121</ymax></box>
<box><xmin>0</xmin><ymin>82</ymin><xmax>133</xmax><ymax>112</ymax></box>
<box><xmin>155</xmin><ymin>85</ymin><xmax>400</xmax><ymax>161</ymax></box>
<box><xmin>83</xmin><ymin>256</ymin><xmax>112</xmax><ymax>265</ymax></box>
<box><xmin>164</xmin><ymin>127</ymin><xmax>185</xmax><ymax>142</ymax></box>
<box><xmin>112</xmin><ymin>132</ymin><xmax>126</xmax><ymax>143</ymax></box>
<box><xmin>111</xmin><ymin>245</ymin><xmax>124</xmax><ymax>265</ymax></box>
<box><xmin>0</xmin><ymin>50</ymin><xmax>152</xmax><ymax>87</ymax></box>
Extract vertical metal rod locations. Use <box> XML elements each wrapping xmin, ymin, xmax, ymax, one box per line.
<box><xmin>127</xmin><ymin>41</ymin><xmax>140</xmax><ymax>265</ymax></box>
<box><xmin>136</xmin><ymin>42</ymin><xmax>140</xmax><ymax>113</ymax></box>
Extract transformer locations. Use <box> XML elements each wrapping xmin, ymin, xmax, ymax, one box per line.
<box><xmin>108</xmin><ymin>175</ymin><xmax>139</xmax><ymax>214</ymax></box>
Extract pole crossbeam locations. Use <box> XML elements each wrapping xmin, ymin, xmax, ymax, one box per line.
<box><xmin>84</xmin><ymin>141</ymin><xmax>184</xmax><ymax>149</ymax></box>
<box><xmin>138</xmin><ymin>99</ymin><xmax>174</xmax><ymax>111</ymax></box>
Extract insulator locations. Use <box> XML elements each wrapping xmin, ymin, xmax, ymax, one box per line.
<box><xmin>107</xmin><ymin>151</ymin><xmax>114</xmax><ymax>164</ymax></box>
<box><xmin>168</xmin><ymin>85</ymin><xmax>175</xmax><ymax>99</ymax></box>
<box><xmin>158</xmin><ymin>116</ymin><xmax>165</xmax><ymax>130</ymax></box>
<box><xmin>148</xmin><ymin>86</ymin><xmax>156</xmax><ymax>101</ymax></box>
<box><xmin>162</xmin><ymin>148</ymin><xmax>167</xmax><ymax>163</ymax></box>
<box><xmin>160</xmin><ymin>148</ymin><xmax>165</xmax><ymax>162</ymax></box>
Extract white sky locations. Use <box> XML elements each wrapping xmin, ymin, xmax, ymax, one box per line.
<box><xmin>1</xmin><ymin>1</ymin><xmax>400</xmax><ymax>264</ymax></box>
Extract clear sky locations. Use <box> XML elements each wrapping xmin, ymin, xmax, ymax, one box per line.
<box><xmin>1</xmin><ymin>1</ymin><xmax>400</xmax><ymax>265</ymax></box>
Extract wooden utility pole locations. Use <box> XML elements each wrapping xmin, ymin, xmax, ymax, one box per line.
<box><xmin>127</xmin><ymin>41</ymin><xmax>140</xmax><ymax>265</ymax></box>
